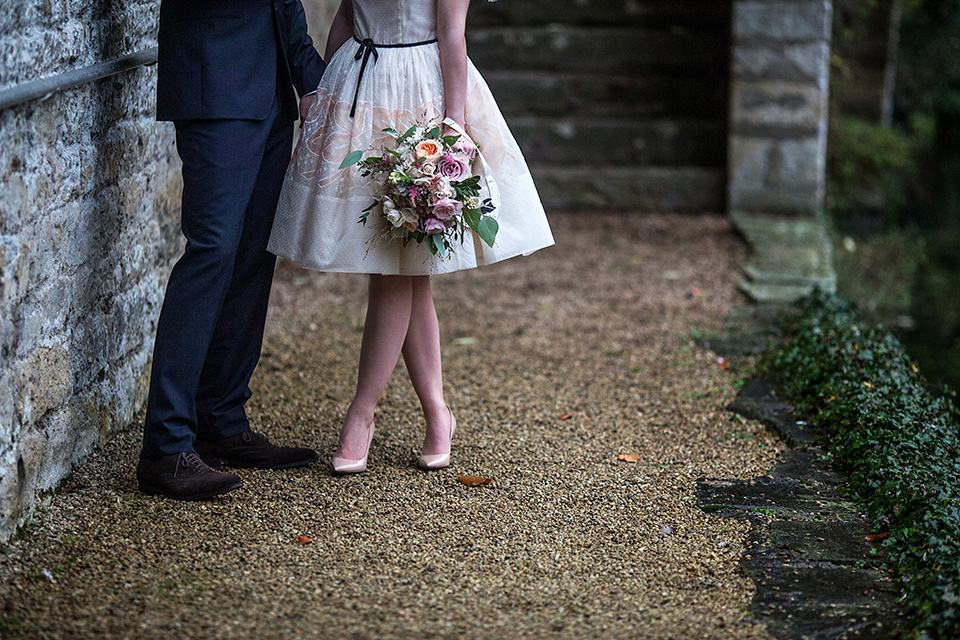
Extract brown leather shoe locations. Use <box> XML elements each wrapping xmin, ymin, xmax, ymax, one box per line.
<box><xmin>137</xmin><ymin>452</ymin><xmax>243</xmax><ymax>500</ymax></box>
<box><xmin>194</xmin><ymin>431</ymin><xmax>318</xmax><ymax>469</ymax></box>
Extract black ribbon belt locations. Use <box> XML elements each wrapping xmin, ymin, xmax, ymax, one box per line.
<box><xmin>350</xmin><ymin>35</ymin><xmax>438</xmax><ymax>117</ymax></box>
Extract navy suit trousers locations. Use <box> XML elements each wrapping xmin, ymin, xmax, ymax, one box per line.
<box><xmin>141</xmin><ymin>97</ymin><xmax>294</xmax><ymax>457</ymax></box>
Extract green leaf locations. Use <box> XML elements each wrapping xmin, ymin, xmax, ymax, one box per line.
<box><xmin>477</xmin><ymin>217</ymin><xmax>498</xmax><ymax>248</ymax></box>
<box><xmin>441</xmin><ymin>134</ymin><xmax>461</xmax><ymax>146</ymax></box>
<box><xmin>435</xmin><ymin>234</ymin><xmax>448</xmax><ymax>257</ymax></box>
<box><xmin>339</xmin><ymin>150</ymin><xmax>364</xmax><ymax>169</ymax></box>
<box><xmin>382</xmin><ymin>127</ymin><xmax>400</xmax><ymax>138</ymax></box>
<box><xmin>384</xmin><ymin>147</ymin><xmax>402</xmax><ymax>158</ymax></box>
<box><xmin>463</xmin><ymin>208</ymin><xmax>481</xmax><ymax>230</ymax></box>
<box><xmin>398</xmin><ymin>125</ymin><xmax>418</xmax><ymax>145</ymax></box>
<box><xmin>427</xmin><ymin>126</ymin><xmax>441</xmax><ymax>139</ymax></box>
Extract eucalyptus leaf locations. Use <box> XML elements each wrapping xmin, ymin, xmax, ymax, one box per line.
<box><xmin>339</xmin><ymin>150</ymin><xmax>364</xmax><ymax>169</ymax></box>
<box><xmin>430</xmin><ymin>234</ymin><xmax>446</xmax><ymax>258</ymax></box>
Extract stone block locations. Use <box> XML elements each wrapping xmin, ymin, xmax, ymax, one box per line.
<box><xmin>16</xmin><ymin>344</ymin><xmax>71</xmax><ymax>425</ymax></box>
<box><xmin>733</xmin><ymin>0</ymin><xmax>832</xmax><ymax>43</ymax></box>
<box><xmin>0</xmin><ymin>372</ymin><xmax>14</xmax><ymax>446</ymax></box>
<box><xmin>481</xmin><ymin>70</ymin><xmax>728</xmax><ymax>119</ymax></box>
<box><xmin>728</xmin><ymin>136</ymin><xmax>826</xmax><ymax>210</ymax></box>
<box><xmin>469</xmin><ymin>0</ymin><xmax>733</xmax><ymax>28</ymax></box>
<box><xmin>0</xmin><ymin>234</ymin><xmax>26</xmax><ymax>304</ymax></box>
<box><xmin>35</xmin><ymin>406</ymin><xmax>79</xmax><ymax>492</ymax></box>
<box><xmin>732</xmin><ymin>211</ymin><xmax>837</xmax><ymax>301</ymax></box>
<box><xmin>733</xmin><ymin>41</ymin><xmax>831</xmax><ymax>87</ymax></box>
<box><xmin>532</xmin><ymin>165</ymin><xmax>725</xmax><ymax>211</ymax></box>
<box><xmin>468</xmin><ymin>26</ymin><xmax>727</xmax><ymax>74</ymax></box>
<box><xmin>507</xmin><ymin>116</ymin><xmax>726</xmax><ymax>167</ymax></box>
<box><xmin>10</xmin><ymin>426</ymin><xmax>46</xmax><ymax>524</ymax></box>
<box><xmin>731</xmin><ymin>80</ymin><xmax>829</xmax><ymax>130</ymax></box>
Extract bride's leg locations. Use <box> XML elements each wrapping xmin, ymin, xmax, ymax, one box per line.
<box><xmin>401</xmin><ymin>276</ymin><xmax>453</xmax><ymax>457</ymax></box>
<box><xmin>336</xmin><ymin>274</ymin><xmax>413</xmax><ymax>460</ymax></box>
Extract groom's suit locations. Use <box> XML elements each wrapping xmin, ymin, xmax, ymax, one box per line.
<box><xmin>142</xmin><ymin>0</ymin><xmax>326</xmax><ymax>457</ymax></box>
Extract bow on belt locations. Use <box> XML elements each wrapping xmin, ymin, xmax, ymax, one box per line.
<box><xmin>350</xmin><ymin>36</ymin><xmax>438</xmax><ymax>118</ymax></box>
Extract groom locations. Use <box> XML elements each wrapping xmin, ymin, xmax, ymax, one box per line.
<box><xmin>137</xmin><ymin>0</ymin><xmax>327</xmax><ymax>500</ymax></box>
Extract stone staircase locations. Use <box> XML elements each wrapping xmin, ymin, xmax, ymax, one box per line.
<box><xmin>467</xmin><ymin>0</ymin><xmax>732</xmax><ymax>212</ymax></box>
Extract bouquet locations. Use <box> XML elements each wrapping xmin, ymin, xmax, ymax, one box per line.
<box><xmin>339</xmin><ymin>119</ymin><xmax>498</xmax><ymax>258</ymax></box>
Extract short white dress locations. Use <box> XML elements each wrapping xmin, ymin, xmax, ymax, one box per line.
<box><xmin>267</xmin><ymin>0</ymin><xmax>555</xmax><ymax>275</ymax></box>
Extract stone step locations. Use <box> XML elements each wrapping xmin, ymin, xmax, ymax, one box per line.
<box><xmin>469</xmin><ymin>0</ymin><xmax>731</xmax><ymax>28</ymax></box>
<box><xmin>530</xmin><ymin>165</ymin><xmax>725</xmax><ymax>211</ymax></box>
<box><xmin>467</xmin><ymin>25</ymin><xmax>728</xmax><ymax>75</ymax></box>
<box><xmin>731</xmin><ymin>211</ymin><xmax>838</xmax><ymax>302</ymax></box>
<box><xmin>481</xmin><ymin>70</ymin><xmax>729</xmax><ymax>119</ymax></box>
<box><xmin>508</xmin><ymin>116</ymin><xmax>725</xmax><ymax>167</ymax></box>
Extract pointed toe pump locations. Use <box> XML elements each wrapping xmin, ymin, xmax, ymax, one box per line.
<box><xmin>418</xmin><ymin>408</ymin><xmax>456</xmax><ymax>470</ymax></box>
<box><xmin>332</xmin><ymin>421</ymin><xmax>375</xmax><ymax>475</ymax></box>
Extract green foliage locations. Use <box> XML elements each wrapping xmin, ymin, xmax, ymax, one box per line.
<box><xmin>758</xmin><ymin>290</ymin><xmax>960</xmax><ymax>638</ymax></box>
<box><xmin>828</xmin><ymin>116</ymin><xmax>916</xmax><ymax>218</ymax></box>
<box><xmin>832</xmin><ymin>230</ymin><xmax>926</xmax><ymax>324</ymax></box>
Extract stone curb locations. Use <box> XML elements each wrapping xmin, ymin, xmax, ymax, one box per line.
<box><xmin>698</xmin><ymin>379</ymin><xmax>909</xmax><ymax>639</ymax></box>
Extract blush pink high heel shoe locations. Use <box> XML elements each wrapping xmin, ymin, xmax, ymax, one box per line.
<box><xmin>332</xmin><ymin>421</ymin><xmax>374</xmax><ymax>474</ymax></box>
<box><xmin>418</xmin><ymin>408</ymin><xmax>456</xmax><ymax>470</ymax></box>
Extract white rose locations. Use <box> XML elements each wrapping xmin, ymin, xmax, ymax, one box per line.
<box><xmin>382</xmin><ymin>197</ymin><xmax>403</xmax><ymax>227</ymax></box>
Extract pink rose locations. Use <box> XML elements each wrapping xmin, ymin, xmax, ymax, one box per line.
<box><xmin>437</xmin><ymin>153</ymin><xmax>470</xmax><ymax>181</ymax></box>
<box><xmin>432</xmin><ymin>196</ymin><xmax>462</xmax><ymax>221</ymax></box>
<box><xmin>423</xmin><ymin>217</ymin><xmax>446</xmax><ymax>234</ymax></box>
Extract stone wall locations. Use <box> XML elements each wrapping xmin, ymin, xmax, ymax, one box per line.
<box><xmin>0</xmin><ymin>1</ymin><xmax>182</xmax><ymax>541</ymax></box>
<box><xmin>728</xmin><ymin>0</ymin><xmax>837</xmax><ymax>301</ymax></box>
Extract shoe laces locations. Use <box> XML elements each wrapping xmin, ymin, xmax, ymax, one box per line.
<box><xmin>174</xmin><ymin>452</ymin><xmax>204</xmax><ymax>478</ymax></box>
<box><xmin>242</xmin><ymin>431</ymin><xmax>270</xmax><ymax>445</ymax></box>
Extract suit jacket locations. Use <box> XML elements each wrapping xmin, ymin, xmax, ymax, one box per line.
<box><xmin>156</xmin><ymin>0</ymin><xmax>326</xmax><ymax>122</ymax></box>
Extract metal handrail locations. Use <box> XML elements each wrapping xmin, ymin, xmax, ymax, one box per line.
<box><xmin>0</xmin><ymin>47</ymin><xmax>158</xmax><ymax>112</ymax></box>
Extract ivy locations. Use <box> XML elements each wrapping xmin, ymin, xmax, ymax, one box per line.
<box><xmin>758</xmin><ymin>290</ymin><xmax>960</xmax><ymax>639</ymax></box>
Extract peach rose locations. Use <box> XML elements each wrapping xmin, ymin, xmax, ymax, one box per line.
<box><xmin>415</xmin><ymin>139</ymin><xmax>443</xmax><ymax>162</ymax></box>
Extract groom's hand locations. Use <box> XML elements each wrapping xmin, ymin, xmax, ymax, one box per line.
<box><xmin>299</xmin><ymin>93</ymin><xmax>315</xmax><ymax>126</ymax></box>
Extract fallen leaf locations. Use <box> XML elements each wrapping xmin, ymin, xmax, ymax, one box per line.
<box><xmin>458</xmin><ymin>474</ymin><xmax>492</xmax><ymax>487</ymax></box>
<box><xmin>617</xmin><ymin>454</ymin><xmax>640</xmax><ymax>463</ymax></box>
<box><xmin>717</xmin><ymin>357</ymin><xmax>730</xmax><ymax>370</ymax></box>
<box><xmin>296</xmin><ymin>535</ymin><xmax>313</xmax><ymax>545</ymax></box>
<box><xmin>453</xmin><ymin>336</ymin><xmax>476</xmax><ymax>346</ymax></box>
<box><xmin>690</xmin><ymin>287</ymin><xmax>703</xmax><ymax>297</ymax></box>
<box><xmin>559</xmin><ymin>413</ymin><xmax>572</xmax><ymax>420</ymax></box>
<box><xmin>865</xmin><ymin>532</ymin><xmax>888</xmax><ymax>542</ymax></box>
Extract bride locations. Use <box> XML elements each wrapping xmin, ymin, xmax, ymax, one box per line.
<box><xmin>267</xmin><ymin>0</ymin><xmax>554</xmax><ymax>473</ymax></box>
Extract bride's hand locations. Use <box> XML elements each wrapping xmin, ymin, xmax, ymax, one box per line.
<box><xmin>442</xmin><ymin>119</ymin><xmax>476</xmax><ymax>156</ymax></box>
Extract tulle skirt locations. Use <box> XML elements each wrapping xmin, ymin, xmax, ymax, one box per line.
<box><xmin>267</xmin><ymin>38</ymin><xmax>554</xmax><ymax>275</ymax></box>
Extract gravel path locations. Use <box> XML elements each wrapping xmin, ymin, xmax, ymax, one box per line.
<box><xmin>0</xmin><ymin>213</ymin><xmax>784</xmax><ymax>639</ymax></box>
